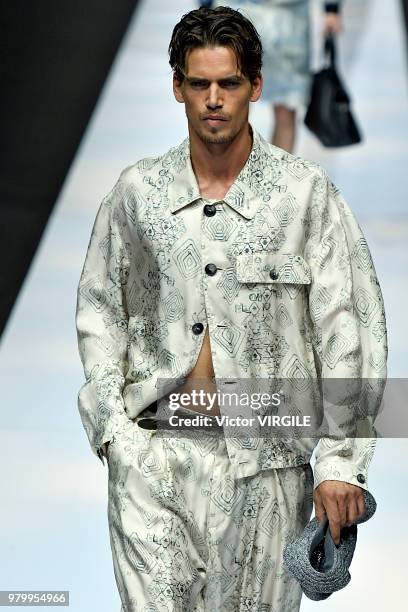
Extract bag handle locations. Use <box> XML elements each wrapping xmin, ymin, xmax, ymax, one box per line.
<box><xmin>324</xmin><ymin>33</ymin><xmax>336</xmax><ymax>68</ymax></box>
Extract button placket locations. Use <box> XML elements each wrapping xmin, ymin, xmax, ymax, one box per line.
<box><xmin>200</xmin><ymin>203</ymin><xmax>217</xmax><ymax>366</ymax></box>
<box><xmin>199</xmin><ymin>199</ymin><xmax>231</xmax><ymax>383</ymax></box>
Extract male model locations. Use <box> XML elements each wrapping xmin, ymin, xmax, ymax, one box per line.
<box><xmin>75</xmin><ymin>6</ymin><xmax>387</xmax><ymax>611</ymax></box>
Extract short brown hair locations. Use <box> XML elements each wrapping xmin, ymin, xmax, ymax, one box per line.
<box><xmin>168</xmin><ymin>6</ymin><xmax>263</xmax><ymax>84</ymax></box>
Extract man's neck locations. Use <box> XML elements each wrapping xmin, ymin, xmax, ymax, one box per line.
<box><xmin>188</xmin><ymin>123</ymin><xmax>253</xmax><ymax>200</ymax></box>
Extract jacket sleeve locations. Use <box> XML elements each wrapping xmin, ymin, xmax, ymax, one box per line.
<box><xmin>306</xmin><ymin>168</ymin><xmax>388</xmax><ymax>492</ymax></box>
<box><xmin>75</xmin><ymin>179</ymin><xmax>132</xmax><ymax>465</ymax></box>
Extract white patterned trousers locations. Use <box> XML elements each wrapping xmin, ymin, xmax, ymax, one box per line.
<box><xmin>106</xmin><ymin>412</ymin><xmax>314</xmax><ymax>611</ymax></box>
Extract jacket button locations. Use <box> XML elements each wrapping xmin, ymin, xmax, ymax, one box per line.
<box><xmin>205</xmin><ymin>263</ymin><xmax>218</xmax><ymax>276</ymax></box>
<box><xmin>192</xmin><ymin>322</ymin><xmax>204</xmax><ymax>335</ymax></box>
<box><xmin>269</xmin><ymin>269</ymin><xmax>279</xmax><ymax>280</ymax></box>
<box><xmin>357</xmin><ymin>473</ymin><xmax>366</xmax><ymax>484</ymax></box>
<box><xmin>204</xmin><ymin>204</ymin><xmax>216</xmax><ymax>217</ymax></box>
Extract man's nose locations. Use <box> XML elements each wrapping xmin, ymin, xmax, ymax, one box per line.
<box><xmin>206</xmin><ymin>84</ymin><xmax>222</xmax><ymax>108</ymax></box>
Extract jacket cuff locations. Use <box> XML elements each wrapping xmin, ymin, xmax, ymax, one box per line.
<box><xmin>313</xmin><ymin>456</ymin><xmax>369</xmax><ymax>491</ymax></box>
<box><xmin>93</xmin><ymin>410</ymin><xmax>133</xmax><ymax>466</ymax></box>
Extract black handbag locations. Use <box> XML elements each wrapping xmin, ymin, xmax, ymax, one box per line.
<box><xmin>304</xmin><ymin>34</ymin><xmax>362</xmax><ymax>147</ymax></box>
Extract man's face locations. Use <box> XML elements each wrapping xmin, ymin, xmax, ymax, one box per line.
<box><xmin>173</xmin><ymin>45</ymin><xmax>262</xmax><ymax>145</ymax></box>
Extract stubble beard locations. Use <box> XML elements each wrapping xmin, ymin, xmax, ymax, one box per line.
<box><xmin>195</xmin><ymin>124</ymin><xmax>239</xmax><ymax>146</ymax></box>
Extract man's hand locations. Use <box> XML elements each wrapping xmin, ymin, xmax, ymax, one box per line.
<box><xmin>313</xmin><ymin>480</ymin><xmax>366</xmax><ymax>545</ymax></box>
<box><xmin>323</xmin><ymin>13</ymin><xmax>342</xmax><ymax>36</ymax></box>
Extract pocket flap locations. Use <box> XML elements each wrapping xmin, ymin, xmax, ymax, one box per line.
<box><xmin>236</xmin><ymin>252</ymin><xmax>311</xmax><ymax>284</ymax></box>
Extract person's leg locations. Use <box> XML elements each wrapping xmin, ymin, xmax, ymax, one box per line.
<box><xmin>202</xmin><ymin>461</ymin><xmax>314</xmax><ymax>611</ymax></box>
<box><xmin>254</xmin><ymin>464</ymin><xmax>315</xmax><ymax>610</ymax></box>
<box><xmin>272</xmin><ymin>104</ymin><xmax>297</xmax><ymax>153</ymax></box>
<box><xmin>107</xmin><ymin>419</ymin><xmax>215</xmax><ymax>611</ymax></box>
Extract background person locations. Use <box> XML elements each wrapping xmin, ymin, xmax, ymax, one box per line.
<box><xmin>205</xmin><ymin>0</ymin><xmax>342</xmax><ymax>152</ymax></box>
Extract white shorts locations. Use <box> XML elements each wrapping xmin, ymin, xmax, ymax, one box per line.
<box><xmin>106</xmin><ymin>410</ymin><xmax>314</xmax><ymax>611</ymax></box>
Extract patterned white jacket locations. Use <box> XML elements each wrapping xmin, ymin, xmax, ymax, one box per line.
<box><xmin>75</xmin><ymin>126</ymin><xmax>387</xmax><ymax>490</ymax></box>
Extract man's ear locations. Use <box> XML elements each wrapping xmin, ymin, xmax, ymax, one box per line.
<box><xmin>250</xmin><ymin>73</ymin><xmax>263</xmax><ymax>103</ymax></box>
<box><xmin>173</xmin><ymin>74</ymin><xmax>185</xmax><ymax>103</ymax></box>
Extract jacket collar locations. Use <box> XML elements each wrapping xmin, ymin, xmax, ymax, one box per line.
<box><xmin>167</xmin><ymin>125</ymin><xmax>280</xmax><ymax>220</ymax></box>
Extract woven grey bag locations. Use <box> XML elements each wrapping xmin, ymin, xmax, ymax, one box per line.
<box><xmin>283</xmin><ymin>488</ymin><xmax>376</xmax><ymax>600</ymax></box>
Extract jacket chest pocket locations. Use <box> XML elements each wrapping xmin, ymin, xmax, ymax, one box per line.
<box><xmin>236</xmin><ymin>252</ymin><xmax>312</xmax><ymax>285</ymax></box>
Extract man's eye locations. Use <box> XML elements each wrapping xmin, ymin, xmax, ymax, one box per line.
<box><xmin>190</xmin><ymin>81</ymin><xmax>208</xmax><ymax>89</ymax></box>
<box><xmin>221</xmin><ymin>81</ymin><xmax>240</xmax><ymax>88</ymax></box>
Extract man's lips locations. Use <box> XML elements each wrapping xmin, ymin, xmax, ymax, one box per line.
<box><xmin>203</xmin><ymin>116</ymin><xmax>228</xmax><ymax>124</ymax></box>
